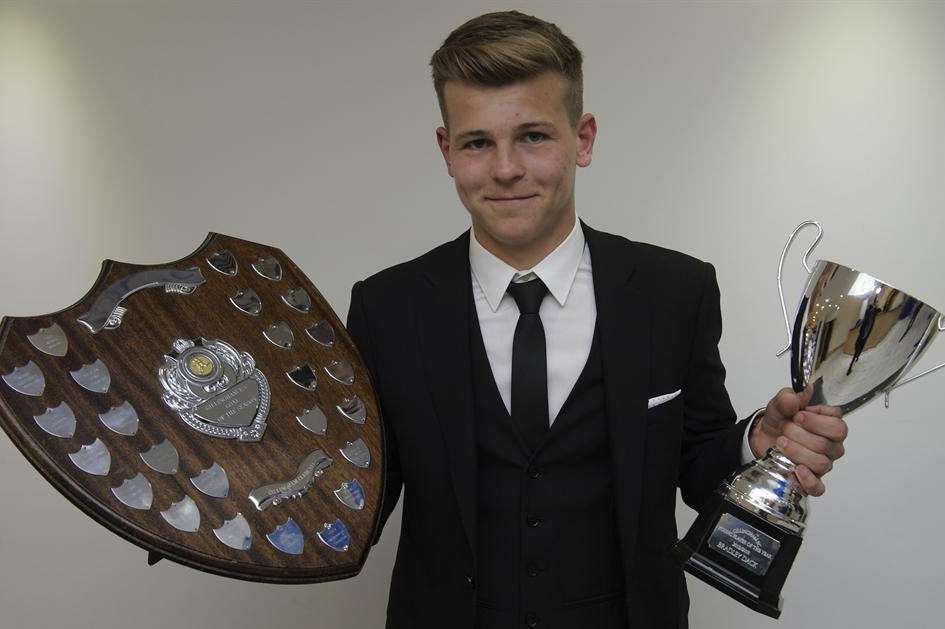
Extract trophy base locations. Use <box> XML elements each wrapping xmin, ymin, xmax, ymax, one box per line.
<box><xmin>673</xmin><ymin>489</ymin><xmax>803</xmax><ymax>619</ymax></box>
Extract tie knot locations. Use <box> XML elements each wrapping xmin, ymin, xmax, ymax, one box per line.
<box><xmin>507</xmin><ymin>277</ymin><xmax>548</xmax><ymax>314</ymax></box>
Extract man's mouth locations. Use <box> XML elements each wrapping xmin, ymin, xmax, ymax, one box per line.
<box><xmin>485</xmin><ymin>194</ymin><xmax>537</xmax><ymax>201</ymax></box>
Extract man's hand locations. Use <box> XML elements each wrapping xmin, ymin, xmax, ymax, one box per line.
<box><xmin>749</xmin><ymin>387</ymin><xmax>847</xmax><ymax>497</ymax></box>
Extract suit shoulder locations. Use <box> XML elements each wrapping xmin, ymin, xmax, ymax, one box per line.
<box><xmin>595</xmin><ymin>229</ymin><xmax>710</xmax><ymax>278</ymax></box>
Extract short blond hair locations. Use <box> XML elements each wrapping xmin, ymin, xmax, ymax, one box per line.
<box><xmin>430</xmin><ymin>10</ymin><xmax>584</xmax><ymax>129</ymax></box>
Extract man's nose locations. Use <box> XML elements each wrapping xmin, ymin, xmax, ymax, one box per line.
<box><xmin>490</xmin><ymin>143</ymin><xmax>525</xmax><ymax>182</ymax></box>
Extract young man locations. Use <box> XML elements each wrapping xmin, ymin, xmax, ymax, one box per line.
<box><xmin>346</xmin><ymin>11</ymin><xmax>847</xmax><ymax>629</ymax></box>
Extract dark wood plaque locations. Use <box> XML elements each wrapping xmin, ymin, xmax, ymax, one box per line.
<box><xmin>0</xmin><ymin>233</ymin><xmax>384</xmax><ymax>583</ymax></box>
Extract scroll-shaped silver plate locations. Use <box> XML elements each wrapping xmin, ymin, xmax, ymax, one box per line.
<box><xmin>214</xmin><ymin>513</ymin><xmax>251</xmax><ymax>550</ymax></box>
<box><xmin>248</xmin><ymin>449</ymin><xmax>333</xmax><ymax>511</ymax></box>
<box><xmin>140</xmin><ymin>439</ymin><xmax>179</xmax><ymax>475</ymax></box>
<box><xmin>27</xmin><ymin>323</ymin><xmax>68</xmax><ymax>357</ymax></box>
<box><xmin>229</xmin><ymin>289</ymin><xmax>261</xmax><ymax>316</ymax></box>
<box><xmin>281</xmin><ymin>288</ymin><xmax>312</xmax><ymax>313</ymax></box>
<box><xmin>33</xmin><ymin>402</ymin><xmax>76</xmax><ymax>438</ymax></box>
<box><xmin>266</xmin><ymin>518</ymin><xmax>304</xmax><ymax>555</ymax></box>
<box><xmin>317</xmin><ymin>519</ymin><xmax>351</xmax><ymax>552</ymax></box>
<box><xmin>334</xmin><ymin>480</ymin><xmax>365</xmax><ymax>510</ymax></box>
<box><xmin>78</xmin><ymin>267</ymin><xmax>206</xmax><ymax>333</ymax></box>
<box><xmin>252</xmin><ymin>255</ymin><xmax>282</xmax><ymax>281</ymax></box>
<box><xmin>207</xmin><ymin>250</ymin><xmax>238</xmax><ymax>276</ymax></box>
<box><xmin>68</xmin><ymin>438</ymin><xmax>111</xmax><ymax>476</ymax></box>
<box><xmin>2</xmin><ymin>361</ymin><xmax>45</xmax><ymax>397</ymax></box>
<box><xmin>264</xmin><ymin>322</ymin><xmax>294</xmax><ymax>349</ymax></box>
<box><xmin>340</xmin><ymin>438</ymin><xmax>371</xmax><ymax>469</ymax></box>
<box><xmin>98</xmin><ymin>401</ymin><xmax>139</xmax><ymax>436</ymax></box>
<box><xmin>70</xmin><ymin>359</ymin><xmax>111</xmax><ymax>393</ymax></box>
<box><xmin>325</xmin><ymin>359</ymin><xmax>354</xmax><ymax>385</ymax></box>
<box><xmin>191</xmin><ymin>462</ymin><xmax>229</xmax><ymax>498</ymax></box>
<box><xmin>287</xmin><ymin>364</ymin><xmax>318</xmax><ymax>391</ymax></box>
<box><xmin>297</xmin><ymin>406</ymin><xmax>328</xmax><ymax>435</ymax></box>
<box><xmin>161</xmin><ymin>495</ymin><xmax>200</xmax><ymax>533</ymax></box>
<box><xmin>337</xmin><ymin>395</ymin><xmax>366</xmax><ymax>424</ymax></box>
<box><xmin>110</xmin><ymin>473</ymin><xmax>153</xmax><ymax>510</ymax></box>
<box><xmin>305</xmin><ymin>320</ymin><xmax>335</xmax><ymax>347</ymax></box>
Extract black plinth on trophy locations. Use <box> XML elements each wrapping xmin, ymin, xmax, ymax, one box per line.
<box><xmin>672</xmin><ymin>489</ymin><xmax>803</xmax><ymax>619</ymax></box>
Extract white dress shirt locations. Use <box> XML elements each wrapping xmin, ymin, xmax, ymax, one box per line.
<box><xmin>468</xmin><ymin>216</ymin><xmax>757</xmax><ymax>463</ymax></box>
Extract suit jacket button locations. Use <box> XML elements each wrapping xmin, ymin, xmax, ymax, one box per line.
<box><xmin>526</xmin><ymin>515</ymin><xmax>542</xmax><ymax>528</ymax></box>
<box><xmin>527</xmin><ymin>562</ymin><xmax>542</xmax><ymax>577</ymax></box>
<box><xmin>528</xmin><ymin>467</ymin><xmax>543</xmax><ymax>479</ymax></box>
<box><xmin>525</xmin><ymin>612</ymin><xmax>540</xmax><ymax>627</ymax></box>
<box><xmin>465</xmin><ymin>573</ymin><xmax>475</xmax><ymax>589</ymax></box>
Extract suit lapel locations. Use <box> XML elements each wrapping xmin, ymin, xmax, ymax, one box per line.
<box><xmin>582</xmin><ymin>220</ymin><xmax>651</xmax><ymax>572</ymax></box>
<box><xmin>415</xmin><ymin>230</ymin><xmax>479</xmax><ymax>560</ymax></box>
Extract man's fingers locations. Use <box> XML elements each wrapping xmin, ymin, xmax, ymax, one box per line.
<box><xmin>777</xmin><ymin>436</ymin><xmax>833</xmax><ymax>476</ymax></box>
<box><xmin>795</xmin><ymin>465</ymin><xmax>825</xmax><ymax>497</ymax></box>
<box><xmin>764</xmin><ymin>388</ymin><xmax>800</xmax><ymax>424</ymax></box>
<box><xmin>794</xmin><ymin>411</ymin><xmax>849</xmax><ymax>444</ymax></box>
<box><xmin>804</xmin><ymin>404</ymin><xmax>843</xmax><ymax>419</ymax></box>
<box><xmin>781</xmin><ymin>420</ymin><xmax>845</xmax><ymax>461</ymax></box>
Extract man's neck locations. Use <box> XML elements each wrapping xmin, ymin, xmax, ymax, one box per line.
<box><xmin>473</xmin><ymin>213</ymin><xmax>577</xmax><ymax>271</ymax></box>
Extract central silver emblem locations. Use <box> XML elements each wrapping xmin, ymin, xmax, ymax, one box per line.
<box><xmin>158</xmin><ymin>338</ymin><xmax>270</xmax><ymax>442</ymax></box>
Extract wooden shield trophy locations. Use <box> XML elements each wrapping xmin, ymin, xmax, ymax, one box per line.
<box><xmin>0</xmin><ymin>234</ymin><xmax>384</xmax><ymax>583</ymax></box>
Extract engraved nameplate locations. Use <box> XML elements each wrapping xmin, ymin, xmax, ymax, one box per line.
<box><xmin>27</xmin><ymin>323</ymin><xmax>68</xmax><ymax>357</ymax></box>
<box><xmin>707</xmin><ymin>513</ymin><xmax>781</xmax><ymax>577</ymax></box>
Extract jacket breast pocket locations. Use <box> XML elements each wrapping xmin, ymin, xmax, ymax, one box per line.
<box><xmin>645</xmin><ymin>389</ymin><xmax>683</xmax><ymax>427</ymax></box>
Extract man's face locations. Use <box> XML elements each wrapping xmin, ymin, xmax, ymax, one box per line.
<box><xmin>436</xmin><ymin>71</ymin><xmax>596</xmax><ymax>254</ymax></box>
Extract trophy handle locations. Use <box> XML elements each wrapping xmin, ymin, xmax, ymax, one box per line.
<box><xmin>776</xmin><ymin>220</ymin><xmax>823</xmax><ymax>357</ymax></box>
<box><xmin>883</xmin><ymin>314</ymin><xmax>945</xmax><ymax>407</ymax></box>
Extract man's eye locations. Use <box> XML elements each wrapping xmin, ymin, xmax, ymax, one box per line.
<box><xmin>523</xmin><ymin>132</ymin><xmax>547</xmax><ymax>144</ymax></box>
<box><xmin>463</xmin><ymin>138</ymin><xmax>489</xmax><ymax>150</ymax></box>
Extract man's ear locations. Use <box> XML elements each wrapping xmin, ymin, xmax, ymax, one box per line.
<box><xmin>575</xmin><ymin>113</ymin><xmax>597</xmax><ymax>168</ymax></box>
<box><xmin>435</xmin><ymin>126</ymin><xmax>453</xmax><ymax>177</ymax></box>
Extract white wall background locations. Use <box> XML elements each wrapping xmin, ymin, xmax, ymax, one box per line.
<box><xmin>1</xmin><ymin>1</ymin><xmax>944</xmax><ymax>627</ymax></box>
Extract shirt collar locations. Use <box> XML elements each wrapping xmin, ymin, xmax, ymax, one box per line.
<box><xmin>469</xmin><ymin>216</ymin><xmax>585</xmax><ymax>312</ymax></box>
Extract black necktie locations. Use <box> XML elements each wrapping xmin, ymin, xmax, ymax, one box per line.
<box><xmin>507</xmin><ymin>277</ymin><xmax>550</xmax><ymax>450</ymax></box>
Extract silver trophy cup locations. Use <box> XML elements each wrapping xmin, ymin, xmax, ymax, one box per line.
<box><xmin>674</xmin><ymin>220</ymin><xmax>945</xmax><ymax>618</ymax></box>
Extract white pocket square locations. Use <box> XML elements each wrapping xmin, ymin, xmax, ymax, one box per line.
<box><xmin>647</xmin><ymin>388</ymin><xmax>682</xmax><ymax>409</ymax></box>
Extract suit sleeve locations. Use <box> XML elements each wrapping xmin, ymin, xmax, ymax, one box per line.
<box><xmin>346</xmin><ymin>280</ymin><xmax>404</xmax><ymax>545</ymax></box>
<box><xmin>678</xmin><ymin>262</ymin><xmax>755</xmax><ymax>512</ymax></box>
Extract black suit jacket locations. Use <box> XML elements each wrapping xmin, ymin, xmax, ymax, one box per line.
<box><xmin>345</xmin><ymin>220</ymin><xmax>754</xmax><ymax>628</ymax></box>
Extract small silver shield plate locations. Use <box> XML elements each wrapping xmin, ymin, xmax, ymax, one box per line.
<box><xmin>191</xmin><ymin>462</ymin><xmax>229</xmax><ymax>498</ymax></box>
<box><xmin>161</xmin><ymin>495</ymin><xmax>201</xmax><ymax>533</ymax></box>
<box><xmin>305</xmin><ymin>320</ymin><xmax>335</xmax><ymax>347</ymax></box>
<box><xmin>251</xmin><ymin>255</ymin><xmax>282</xmax><ymax>281</ymax></box>
<box><xmin>98</xmin><ymin>401</ymin><xmax>139</xmax><ymax>436</ymax></box>
<box><xmin>34</xmin><ymin>402</ymin><xmax>76</xmax><ymax>438</ymax></box>
<box><xmin>27</xmin><ymin>323</ymin><xmax>68</xmax><ymax>357</ymax></box>
<box><xmin>71</xmin><ymin>359</ymin><xmax>111</xmax><ymax>394</ymax></box>
<box><xmin>111</xmin><ymin>473</ymin><xmax>153</xmax><ymax>510</ymax></box>
<box><xmin>297</xmin><ymin>406</ymin><xmax>328</xmax><ymax>436</ymax></box>
<box><xmin>140</xmin><ymin>439</ymin><xmax>180</xmax><ymax>475</ymax></box>
<box><xmin>281</xmin><ymin>288</ymin><xmax>312</xmax><ymax>313</ymax></box>
<box><xmin>333</xmin><ymin>480</ymin><xmax>365</xmax><ymax>510</ymax></box>
<box><xmin>214</xmin><ymin>513</ymin><xmax>251</xmax><ymax>550</ymax></box>
<box><xmin>68</xmin><ymin>438</ymin><xmax>111</xmax><ymax>476</ymax></box>
<box><xmin>229</xmin><ymin>289</ymin><xmax>262</xmax><ymax>316</ymax></box>
<box><xmin>340</xmin><ymin>438</ymin><xmax>371</xmax><ymax>469</ymax></box>
<box><xmin>325</xmin><ymin>359</ymin><xmax>354</xmax><ymax>385</ymax></box>
<box><xmin>207</xmin><ymin>250</ymin><xmax>238</xmax><ymax>276</ymax></box>
<box><xmin>263</xmin><ymin>322</ymin><xmax>294</xmax><ymax>349</ymax></box>
<box><xmin>2</xmin><ymin>361</ymin><xmax>46</xmax><ymax>397</ymax></box>
<box><xmin>336</xmin><ymin>395</ymin><xmax>366</xmax><ymax>424</ymax></box>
